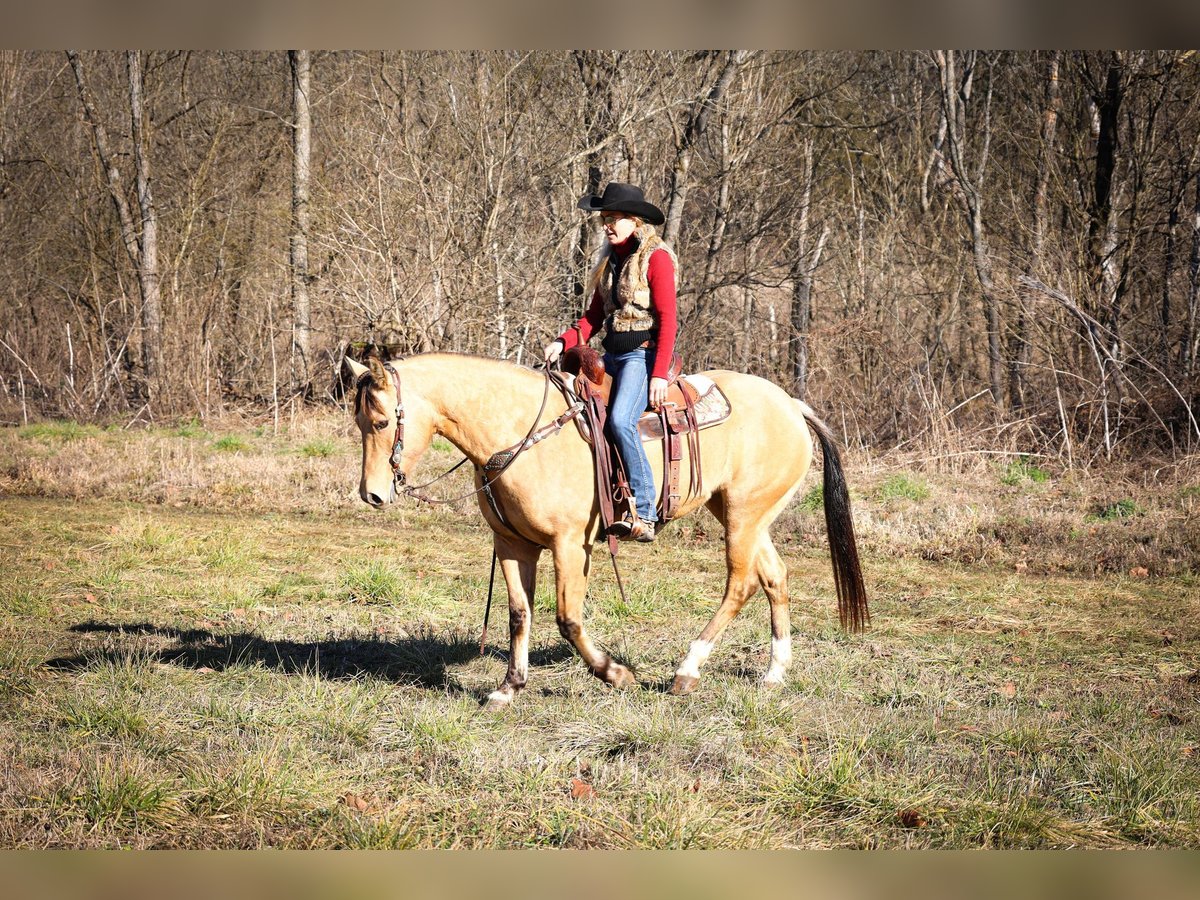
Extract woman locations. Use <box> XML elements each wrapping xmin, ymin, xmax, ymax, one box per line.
<box><xmin>544</xmin><ymin>182</ymin><xmax>679</xmax><ymax>543</ymax></box>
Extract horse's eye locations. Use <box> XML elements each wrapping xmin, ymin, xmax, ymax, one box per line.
<box><xmin>372</xmin><ymin>420</ymin><xmax>388</xmax><ymax>432</ymax></box>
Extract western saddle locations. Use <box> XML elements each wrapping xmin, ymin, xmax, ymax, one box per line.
<box><xmin>556</xmin><ymin>345</ymin><xmax>730</xmax><ymax>548</ymax></box>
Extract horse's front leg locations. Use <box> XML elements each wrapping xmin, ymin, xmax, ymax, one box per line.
<box><xmin>484</xmin><ymin>534</ymin><xmax>542</xmax><ymax>711</ymax></box>
<box><xmin>553</xmin><ymin>541</ymin><xmax>637</xmax><ymax>689</ymax></box>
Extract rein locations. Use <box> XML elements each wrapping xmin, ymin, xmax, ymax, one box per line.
<box><xmin>372</xmin><ymin>363</ymin><xmax>578</xmax><ymax>656</ymax></box>
<box><xmin>393</xmin><ymin>364</ymin><xmax>570</xmax><ymax>507</ymax></box>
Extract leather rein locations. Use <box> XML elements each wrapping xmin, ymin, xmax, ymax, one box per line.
<box><xmin>367</xmin><ymin>362</ymin><xmax>581</xmax><ymax>510</ymax></box>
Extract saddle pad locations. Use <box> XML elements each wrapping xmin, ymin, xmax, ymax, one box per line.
<box><xmin>635</xmin><ymin>374</ymin><xmax>731</xmax><ymax>443</ymax></box>
<box><xmin>559</xmin><ymin>372</ymin><xmax>732</xmax><ymax>445</ymax></box>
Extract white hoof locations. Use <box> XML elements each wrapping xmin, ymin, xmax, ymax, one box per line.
<box><xmin>761</xmin><ymin>671</ymin><xmax>786</xmax><ymax>688</ymax></box>
<box><xmin>483</xmin><ymin>689</ymin><xmax>513</xmax><ymax>711</ymax></box>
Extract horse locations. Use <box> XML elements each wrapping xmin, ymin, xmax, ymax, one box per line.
<box><xmin>343</xmin><ymin>352</ymin><xmax>867</xmax><ymax>709</ymax></box>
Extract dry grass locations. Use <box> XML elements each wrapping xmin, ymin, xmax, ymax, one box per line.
<box><xmin>0</xmin><ymin>411</ymin><xmax>1198</xmax><ymax>847</ymax></box>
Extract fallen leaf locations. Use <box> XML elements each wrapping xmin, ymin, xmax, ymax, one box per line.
<box><xmin>341</xmin><ymin>792</ymin><xmax>371</xmax><ymax>812</ymax></box>
<box><xmin>691</xmin><ymin>778</ymin><xmax>701</xmax><ymax>793</ymax></box>
<box><xmin>569</xmin><ymin>778</ymin><xmax>596</xmax><ymax>800</ymax></box>
<box><xmin>1182</xmin><ymin>746</ymin><xmax>1196</xmax><ymax>758</ymax></box>
<box><xmin>1000</xmin><ymin>681</ymin><xmax>1017</xmax><ymax>699</ymax></box>
<box><xmin>83</xmin><ymin>592</ymin><xmax>97</xmax><ymax>604</ymax></box>
<box><xmin>1014</xmin><ymin>559</ymin><xmax>1028</xmax><ymax>574</ymax></box>
<box><xmin>1130</xmin><ymin>566</ymin><xmax>1149</xmax><ymax>578</ymax></box>
<box><xmin>44</xmin><ymin>561</ymin><xmax>56</xmax><ymax>571</ymax></box>
<box><xmin>195</xmin><ymin>666</ymin><xmax>215</xmax><ymax>675</ymax></box>
<box><xmin>897</xmin><ymin>808</ymin><xmax>927</xmax><ymax>828</ymax></box>
<box><xmin>958</xmin><ymin>724</ymin><xmax>980</xmax><ymax>733</ymax></box>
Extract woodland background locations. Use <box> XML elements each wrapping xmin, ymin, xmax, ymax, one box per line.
<box><xmin>2</xmin><ymin>50</ymin><xmax>1200</xmax><ymax>460</ymax></box>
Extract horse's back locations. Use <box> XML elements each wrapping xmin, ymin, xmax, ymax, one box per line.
<box><xmin>694</xmin><ymin>369</ymin><xmax>815</xmax><ymax>494</ymax></box>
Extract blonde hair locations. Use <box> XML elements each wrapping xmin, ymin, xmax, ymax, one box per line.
<box><xmin>585</xmin><ymin>218</ymin><xmax>652</xmax><ymax>300</ymax></box>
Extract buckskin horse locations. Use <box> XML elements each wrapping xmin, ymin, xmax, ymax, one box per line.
<box><xmin>344</xmin><ymin>353</ymin><xmax>867</xmax><ymax>709</ymax></box>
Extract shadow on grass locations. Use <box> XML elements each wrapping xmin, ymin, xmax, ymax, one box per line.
<box><xmin>45</xmin><ymin>620</ymin><xmax>575</xmax><ymax>695</ymax></box>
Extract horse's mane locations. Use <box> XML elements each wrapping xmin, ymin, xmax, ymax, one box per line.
<box><xmin>355</xmin><ymin>352</ymin><xmax>544</xmax><ymax>418</ymax></box>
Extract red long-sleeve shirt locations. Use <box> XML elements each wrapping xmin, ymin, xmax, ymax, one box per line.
<box><xmin>559</xmin><ymin>238</ymin><xmax>678</xmax><ymax>379</ymax></box>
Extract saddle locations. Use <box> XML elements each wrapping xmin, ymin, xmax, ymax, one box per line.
<box><xmin>559</xmin><ymin>345</ymin><xmax>731</xmax><ymax>545</ymax></box>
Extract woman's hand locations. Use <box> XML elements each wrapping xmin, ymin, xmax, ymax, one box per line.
<box><xmin>543</xmin><ymin>340</ymin><xmax>564</xmax><ymax>364</ymax></box>
<box><xmin>648</xmin><ymin>376</ymin><xmax>668</xmax><ymax>409</ymax></box>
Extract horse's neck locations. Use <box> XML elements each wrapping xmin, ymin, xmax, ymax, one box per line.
<box><xmin>400</xmin><ymin>355</ymin><xmax>552</xmax><ymax>463</ymax></box>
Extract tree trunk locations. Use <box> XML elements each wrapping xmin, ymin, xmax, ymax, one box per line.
<box><xmin>934</xmin><ymin>50</ymin><xmax>1004</xmax><ymax>408</ymax></box>
<box><xmin>1012</xmin><ymin>51</ymin><xmax>1059</xmax><ymax>410</ymax></box>
<box><xmin>127</xmin><ymin>51</ymin><xmax>163</xmax><ymax>410</ymax></box>
<box><xmin>1089</xmin><ymin>54</ymin><xmax>1124</xmax><ymax>334</ymax></box>
<box><xmin>1185</xmin><ymin>158</ymin><xmax>1200</xmax><ymax>379</ymax></box>
<box><xmin>289</xmin><ymin>50</ymin><xmax>312</xmax><ymax>395</ymax></box>
<box><xmin>662</xmin><ymin>50</ymin><xmax>747</xmax><ymax>248</ymax></box>
<box><xmin>788</xmin><ymin>140</ymin><xmax>828</xmax><ymax>400</ymax></box>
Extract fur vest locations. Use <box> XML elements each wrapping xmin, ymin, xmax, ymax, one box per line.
<box><xmin>592</xmin><ymin>227</ymin><xmax>678</xmax><ymax>333</ymax></box>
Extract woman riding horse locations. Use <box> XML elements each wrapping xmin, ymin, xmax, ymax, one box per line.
<box><xmin>544</xmin><ymin>183</ymin><xmax>678</xmax><ymax>544</ymax></box>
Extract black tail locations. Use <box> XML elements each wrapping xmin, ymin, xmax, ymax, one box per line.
<box><xmin>801</xmin><ymin>405</ymin><xmax>869</xmax><ymax>633</ymax></box>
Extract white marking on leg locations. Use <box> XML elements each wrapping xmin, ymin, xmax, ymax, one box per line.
<box><xmin>763</xmin><ymin>636</ymin><xmax>793</xmax><ymax>685</ymax></box>
<box><xmin>485</xmin><ymin>687</ymin><xmax>513</xmax><ymax>708</ymax></box>
<box><xmin>676</xmin><ymin>639</ymin><xmax>714</xmax><ymax>679</ymax></box>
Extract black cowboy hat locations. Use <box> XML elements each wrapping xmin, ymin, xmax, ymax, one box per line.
<box><xmin>577</xmin><ymin>182</ymin><xmax>665</xmax><ymax>226</ymax></box>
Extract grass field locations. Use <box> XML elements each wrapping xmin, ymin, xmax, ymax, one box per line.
<box><xmin>1</xmin><ymin>411</ymin><xmax>1198</xmax><ymax>847</ymax></box>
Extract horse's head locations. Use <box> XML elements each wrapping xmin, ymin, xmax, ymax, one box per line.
<box><xmin>344</xmin><ymin>355</ymin><xmax>407</xmax><ymax>508</ymax></box>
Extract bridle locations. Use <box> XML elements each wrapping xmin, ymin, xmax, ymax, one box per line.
<box><xmin>357</xmin><ymin>362</ymin><xmax>407</xmax><ymax>489</ymax></box>
<box><xmin>383</xmin><ymin>361</ymin><xmax>406</xmax><ymax>487</ymax></box>
<box><xmin>358</xmin><ymin>359</ymin><xmax>577</xmax><ymax>505</ymax></box>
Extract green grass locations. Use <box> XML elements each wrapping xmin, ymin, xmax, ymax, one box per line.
<box><xmin>299</xmin><ymin>438</ymin><xmax>337</xmax><ymax>458</ymax></box>
<box><xmin>799</xmin><ymin>484</ymin><xmax>824</xmax><ymax>512</ymax></box>
<box><xmin>338</xmin><ymin>560</ymin><xmax>406</xmax><ymax>604</ymax></box>
<box><xmin>213</xmin><ymin>435</ymin><xmax>250</xmax><ymax>453</ymax></box>
<box><xmin>1000</xmin><ymin>458</ymin><xmax>1050</xmax><ymax>486</ymax></box>
<box><xmin>18</xmin><ymin>420</ymin><xmax>102</xmax><ymax>442</ymax></box>
<box><xmin>1</xmin><ymin>418</ymin><xmax>1198</xmax><ymax>848</ymax></box>
<box><xmin>877</xmin><ymin>473</ymin><xmax>930</xmax><ymax>502</ymax></box>
<box><xmin>1092</xmin><ymin>498</ymin><xmax>1142</xmax><ymax>520</ymax></box>
<box><xmin>174</xmin><ymin>417</ymin><xmax>209</xmax><ymax>439</ymax></box>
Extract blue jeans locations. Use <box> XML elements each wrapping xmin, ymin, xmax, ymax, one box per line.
<box><xmin>604</xmin><ymin>349</ymin><xmax>657</xmax><ymax>523</ymax></box>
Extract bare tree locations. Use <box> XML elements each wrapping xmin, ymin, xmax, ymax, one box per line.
<box><xmin>290</xmin><ymin>50</ymin><xmax>313</xmax><ymax>394</ymax></box>
<box><xmin>662</xmin><ymin>50</ymin><xmax>749</xmax><ymax>248</ymax></box>
<box><xmin>932</xmin><ymin>50</ymin><xmax>1004</xmax><ymax>408</ymax></box>
<box><xmin>1011</xmin><ymin>51</ymin><xmax>1061</xmax><ymax>410</ymax></box>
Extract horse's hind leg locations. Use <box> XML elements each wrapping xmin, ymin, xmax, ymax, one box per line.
<box><xmin>757</xmin><ymin>536</ymin><xmax>792</xmax><ymax>686</ymax></box>
<box><xmin>553</xmin><ymin>541</ymin><xmax>637</xmax><ymax>689</ymax></box>
<box><xmin>671</xmin><ymin>500</ymin><xmax>761</xmax><ymax>695</ymax></box>
<box><xmin>485</xmin><ymin>534</ymin><xmax>541</xmax><ymax>710</ymax></box>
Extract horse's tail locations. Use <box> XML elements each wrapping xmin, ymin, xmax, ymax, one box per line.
<box><xmin>797</xmin><ymin>400</ymin><xmax>869</xmax><ymax>633</ymax></box>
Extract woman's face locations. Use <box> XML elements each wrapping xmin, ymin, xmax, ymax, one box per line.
<box><xmin>601</xmin><ymin>212</ymin><xmax>638</xmax><ymax>245</ymax></box>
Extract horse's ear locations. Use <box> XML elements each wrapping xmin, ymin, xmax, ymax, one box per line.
<box><xmin>368</xmin><ymin>356</ymin><xmax>390</xmax><ymax>388</ymax></box>
<box><xmin>343</xmin><ymin>356</ymin><xmax>368</xmax><ymax>380</ymax></box>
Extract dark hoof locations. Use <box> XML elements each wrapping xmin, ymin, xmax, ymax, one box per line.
<box><xmin>607</xmin><ymin>663</ymin><xmax>638</xmax><ymax>690</ymax></box>
<box><xmin>670</xmin><ymin>674</ymin><xmax>699</xmax><ymax>695</ymax></box>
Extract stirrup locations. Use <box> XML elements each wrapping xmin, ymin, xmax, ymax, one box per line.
<box><xmin>609</xmin><ymin>519</ymin><xmax>634</xmax><ymax>538</ymax></box>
